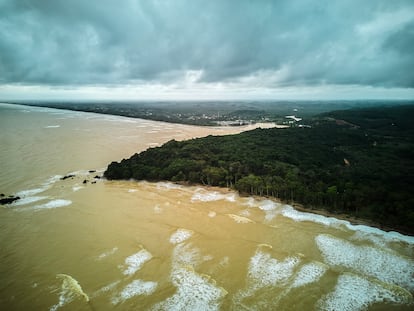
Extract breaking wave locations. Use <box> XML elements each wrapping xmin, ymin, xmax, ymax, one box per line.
<box><xmin>50</xmin><ymin>274</ymin><xmax>89</xmax><ymax>311</ymax></box>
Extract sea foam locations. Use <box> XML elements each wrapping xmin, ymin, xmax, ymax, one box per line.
<box><xmin>227</xmin><ymin>214</ymin><xmax>255</xmax><ymax>224</ymax></box>
<box><xmin>17</xmin><ymin>175</ymin><xmax>63</xmax><ymax>198</ymax></box>
<box><xmin>317</xmin><ymin>273</ymin><xmax>413</xmax><ymax>311</ymax></box>
<box><xmin>191</xmin><ymin>189</ymin><xmax>236</xmax><ymax>203</ymax></box>
<box><xmin>16</xmin><ymin>188</ymin><xmax>47</xmax><ymax>197</ymax></box>
<box><xmin>91</xmin><ymin>280</ymin><xmax>120</xmax><ymax>299</ymax></box>
<box><xmin>277</xmin><ymin>203</ymin><xmax>414</xmax><ymax>246</ymax></box>
<box><xmin>152</xmin><ymin>235</ymin><xmax>225</xmax><ymax>310</ymax></box>
<box><xmin>32</xmin><ymin>199</ymin><xmax>72</xmax><ymax>210</ymax></box>
<box><xmin>247</xmin><ymin>248</ymin><xmax>300</xmax><ymax>289</ymax></box>
<box><xmin>316</xmin><ymin>234</ymin><xmax>414</xmax><ymax>291</ymax></box>
<box><xmin>151</xmin><ymin>266</ymin><xmax>226</xmax><ymax>311</ymax></box>
<box><xmin>262</xmin><ymin>201</ymin><xmax>414</xmax><ymax>246</ymax></box>
<box><xmin>156</xmin><ymin>182</ymin><xmax>183</xmax><ymax>190</ymax></box>
<box><xmin>97</xmin><ymin>247</ymin><xmax>119</xmax><ymax>260</ymax></box>
<box><xmin>234</xmin><ymin>245</ymin><xmax>301</xmax><ymax>307</ymax></box>
<box><xmin>122</xmin><ymin>248</ymin><xmax>153</xmax><ymax>276</ymax></box>
<box><xmin>11</xmin><ymin>196</ymin><xmax>48</xmax><ymax>206</ymax></box>
<box><xmin>112</xmin><ymin>279</ymin><xmax>157</xmax><ymax>304</ymax></box>
<box><xmin>208</xmin><ymin>211</ymin><xmax>217</xmax><ymax>218</ymax></box>
<box><xmin>280</xmin><ymin>205</ymin><xmax>347</xmax><ymax>227</ymax></box>
<box><xmin>172</xmin><ymin>243</ymin><xmax>202</xmax><ymax>268</ymax></box>
<box><xmin>291</xmin><ymin>262</ymin><xmax>328</xmax><ymax>289</ymax></box>
<box><xmin>50</xmin><ymin>274</ymin><xmax>89</xmax><ymax>311</ymax></box>
<box><xmin>45</xmin><ymin>125</ymin><xmax>60</xmax><ymax>128</ymax></box>
<box><xmin>346</xmin><ymin>223</ymin><xmax>414</xmax><ymax>245</ymax></box>
<box><xmin>170</xmin><ymin>228</ymin><xmax>193</xmax><ymax>245</ymax></box>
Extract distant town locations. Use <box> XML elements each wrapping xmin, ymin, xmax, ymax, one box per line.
<box><xmin>12</xmin><ymin>100</ymin><xmax>408</xmax><ymax>127</ymax></box>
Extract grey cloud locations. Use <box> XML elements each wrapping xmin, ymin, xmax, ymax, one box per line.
<box><xmin>0</xmin><ymin>0</ymin><xmax>413</xmax><ymax>88</ymax></box>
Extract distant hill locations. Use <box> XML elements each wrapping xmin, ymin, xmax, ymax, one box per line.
<box><xmin>105</xmin><ymin>105</ymin><xmax>414</xmax><ymax>234</ymax></box>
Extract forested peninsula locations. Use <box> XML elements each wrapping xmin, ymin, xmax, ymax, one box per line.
<box><xmin>105</xmin><ymin>105</ymin><xmax>414</xmax><ymax>234</ymax></box>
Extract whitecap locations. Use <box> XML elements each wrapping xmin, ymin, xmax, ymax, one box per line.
<box><xmin>72</xmin><ymin>186</ymin><xmax>84</xmax><ymax>192</ymax></box>
<box><xmin>49</xmin><ymin>274</ymin><xmax>89</xmax><ymax>311</ymax></box>
<box><xmin>112</xmin><ymin>279</ymin><xmax>157</xmax><ymax>304</ymax></box>
<box><xmin>172</xmin><ymin>243</ymin><xmax>202</xmax><ymax>268</ymax></box>
<box><xmin>317</xmin><ymin>273</ymin><xmax>413</xmax><ymax>311</ymax></box>
<box><xmin>30</xmin><ymin>199</ymin><xmax>72</xmax><ymax>211</ymax></box>
<box><xmin>225</xmin><ymin>193</ymin><xmax>236</xmax><ymax>202</ymax></box>
<box><xmin>227</xmin><ymin>214</ymin><xmax>255</xmax><ymax>224</ymax></box>
<box><xmin>97</xmin><ymin>247</ymin><xmax>118</xmax><ymax>260</ymax></box>
<box><xmin>127</xmin><ymin>189</ymin><xmax>137</xmax><ymax>193</ymax></box>
<box><xmin>156</xmin><ymin>182</ymin><xmax>183</xmax><ymax>190</ymax></box>
<box><xmin>122</xmin><ymin>248</ymin><xmax>152</xmax><ymax>276</ymax></box>
<box><xmin>346</xmin><ymin>223</ymin><xmax>414</xmax><ymax>245</ymax></box>
<box><xmin>191</xmin><ymin>189</ymin><xmax>236</xmax><ymax>203</ymax></box>
<box><xmin>247</xmin><ymin>249</ymin><xmax>300</xmax><ymax>289</ymax></box>
<box><xmin>151</xmin><ymin>267</ymin><xmax>226</xmax><ymax>311</ymax></box>
<box><xmin>275</xmin><ymin>204</ymin><xmax>414</xmax><ymax>246</ymax></box>
<box><xmin>350</xmin><ymin>230</ymin><xmax>390</xmax><ymax>249</ymax></box>
<box><xmin>170</xmin><ymin>228</ymin><xmax>193</xmax><ymax>245</ymax></box>
<box><xmin>45</xmin><ymin>125</ymin><xmax>60</xmax><ymax>128</ymax></box>
<box><xmin>208</xmin><ymin>211</ymin><xmax>216</xmax><ymax>218</ymax></box>
<box><xmin>17</xmin><ymin>187</ymin><xmax>47</xmax><ymax>197</ymax></box>
<box><xmin>255</xmin><ymin>200</ymin><xmax>282</xmax><ymax>222</ymax></box>
<box><xmin>90</xmin><ymin>280</ymin><xmax>121</xmax><ymax>299</ymax></box>
<box><xmin>291</xmin><ymin>262</ymin><xmax>328</xmax><ymax>288</ymax></box>
<box><xmin>45</xmin><ymin>174</ymin><xmax>64</xmax><ymax>185</ymax></box>
<box><xmin>65</xmin><ymin>169</ymin><xmax>90</xmax><ymax>176</ymax></box>
<box><xmin>258</xmin><ymin>200</ymin><xmax>279</xmax><ymax>211</ymax></box>
<box><xmin>16</xmin><ymin>175</ymin><xmax>62</xmax><ymax>198</ymax></box>
<box><xmin>239</xmin><ymin>209</ymin><xmax>251</xmax><ymax>217</ymax></box>
<box><xmin>12</xmin><ymin>196</ymin><xmax>48</xmax><ymax>206</ymax></box>
<box><xmin>316</xmin><ymin>234</ymin><xmax>414</xmax><ymax>291</ymax></box>
<box><xmin>243</xmin><ymin>197</ymin><xmax>258</xmax><ymax>207</ymax></box>
<box><xmin>280</xmin><ymin>205</ymin><xmax>347</xmax><ymax>227</ymax></box>
<box><xmin>234</xmin><ymin>246</ymin><xmax>300</xmax><ymax>306</ymax></box>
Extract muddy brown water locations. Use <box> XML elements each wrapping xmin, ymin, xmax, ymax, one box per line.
<box><xmin>0</xmin><ymin>103</ymin><xmax>413</xmax><ymax>310</ymax></box>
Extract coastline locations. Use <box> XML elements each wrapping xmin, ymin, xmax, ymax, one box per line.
<box><xmin>164</xmin><ymin>181</ymin><xmax>414</xmax><ymax>238</ymax></box>
<box><xmin>7</xmin><ymin>102</ymin><xmax>287</xmax><ymax>129</ymax></box>
<box><xmin>8</xmin><ymin>102</ymin><xmax>409</xmax><ymax>237</ymax></box>
<box><xmin>4</xmin><ymin>102</ymin><xmax>286</xmax><ymax>135</ymax></box>
<box><xmin>289</xmin><ymin>203</ymin><xmax>410</xmax><ymax>236</ymax></box>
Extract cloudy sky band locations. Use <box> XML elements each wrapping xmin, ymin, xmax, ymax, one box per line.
<box><xmin>0</xmin><ymin>0</ymin><xmax>413</xmax><ymax>100</ymax></box>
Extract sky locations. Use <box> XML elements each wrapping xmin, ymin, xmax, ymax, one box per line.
<box><xmin>0</xmin><ymin>0</ymin><xmax>413</xmax><ymax>101</ymax></box>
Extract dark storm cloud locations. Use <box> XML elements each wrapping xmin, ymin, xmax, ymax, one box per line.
<box><xmin>0</xmin><ymin>0</ymin><xmax>413</xmax><ymax>88</ymax></box>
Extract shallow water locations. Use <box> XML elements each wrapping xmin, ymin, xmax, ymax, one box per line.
<box><xmin>0</xmin><ymin>103</ymin><xmax>413</xmax><ymax>310</ymax></box>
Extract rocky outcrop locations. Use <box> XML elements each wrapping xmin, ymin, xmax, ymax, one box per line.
<box><xmin>61</xmin><ymin>174</ymin><xmax>76</xmax><ymax>180</ymax></box>
<box><xmin>0</xmin><ymin>196</ymin><xmax>20</xmax><ymax>205</ymax></box>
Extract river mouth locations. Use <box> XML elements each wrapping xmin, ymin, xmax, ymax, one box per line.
<box><xmin>1</xmin><ymin>103</ymin><xmax>413</xmax><ymax>310</ymax></box>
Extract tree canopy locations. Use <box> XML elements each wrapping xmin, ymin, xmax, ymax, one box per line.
<box><xmin>105</xmin><ymin>105</ymin><xmax>414</xmax><ymax>234</ymax></box>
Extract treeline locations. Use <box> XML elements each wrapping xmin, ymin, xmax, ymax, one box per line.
<box><xmin>105</xmin><ymin>105</ymin><xmax>414</xmax><ymax>233</ymax></box>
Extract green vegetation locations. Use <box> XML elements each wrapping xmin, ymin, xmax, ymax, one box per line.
<box><xmin>16</xmin><ymin>100</ymin><xmax>412</xmax><ymax>126</ymax></box>
<box><xmin>105</xmin><ymin>105</ymin><xmax>414</xmax><ymax>234</ymax></box>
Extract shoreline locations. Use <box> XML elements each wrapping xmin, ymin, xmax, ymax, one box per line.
<box><xmin>162</xmin><ymin>181</ymin><xmax>414</xmax><ymax>237</ymax></box>
<box><xmin>5</xmin><ymin>102</ymin><xmax>287</xmax><ymax>130</ymax></box>
<box><xmin>289</xmin><ymin>203</ymin><xmax>412</xmax><ymax>236</ymax></box>
<box><xmin>7</xmin><ymin>102</ymin><xmax>409</xmax><ymax>237</ymax></box>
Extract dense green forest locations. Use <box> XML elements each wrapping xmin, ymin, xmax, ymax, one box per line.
<box><xmin>105</xmin><ymin>105</ymin><xmax>414</xmax><ymax>234</ymax></box>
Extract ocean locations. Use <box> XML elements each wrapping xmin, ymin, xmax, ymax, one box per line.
<box><xmin>0</xmin><ymin>103</ymin><xmax>413</xmax><ymax>310</ymax></box>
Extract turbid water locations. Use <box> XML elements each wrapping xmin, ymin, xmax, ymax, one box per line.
<box><xmin>0</xmin><ymin>103</ymin><xmax>413</xmax><ymax>311</ymax></box>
